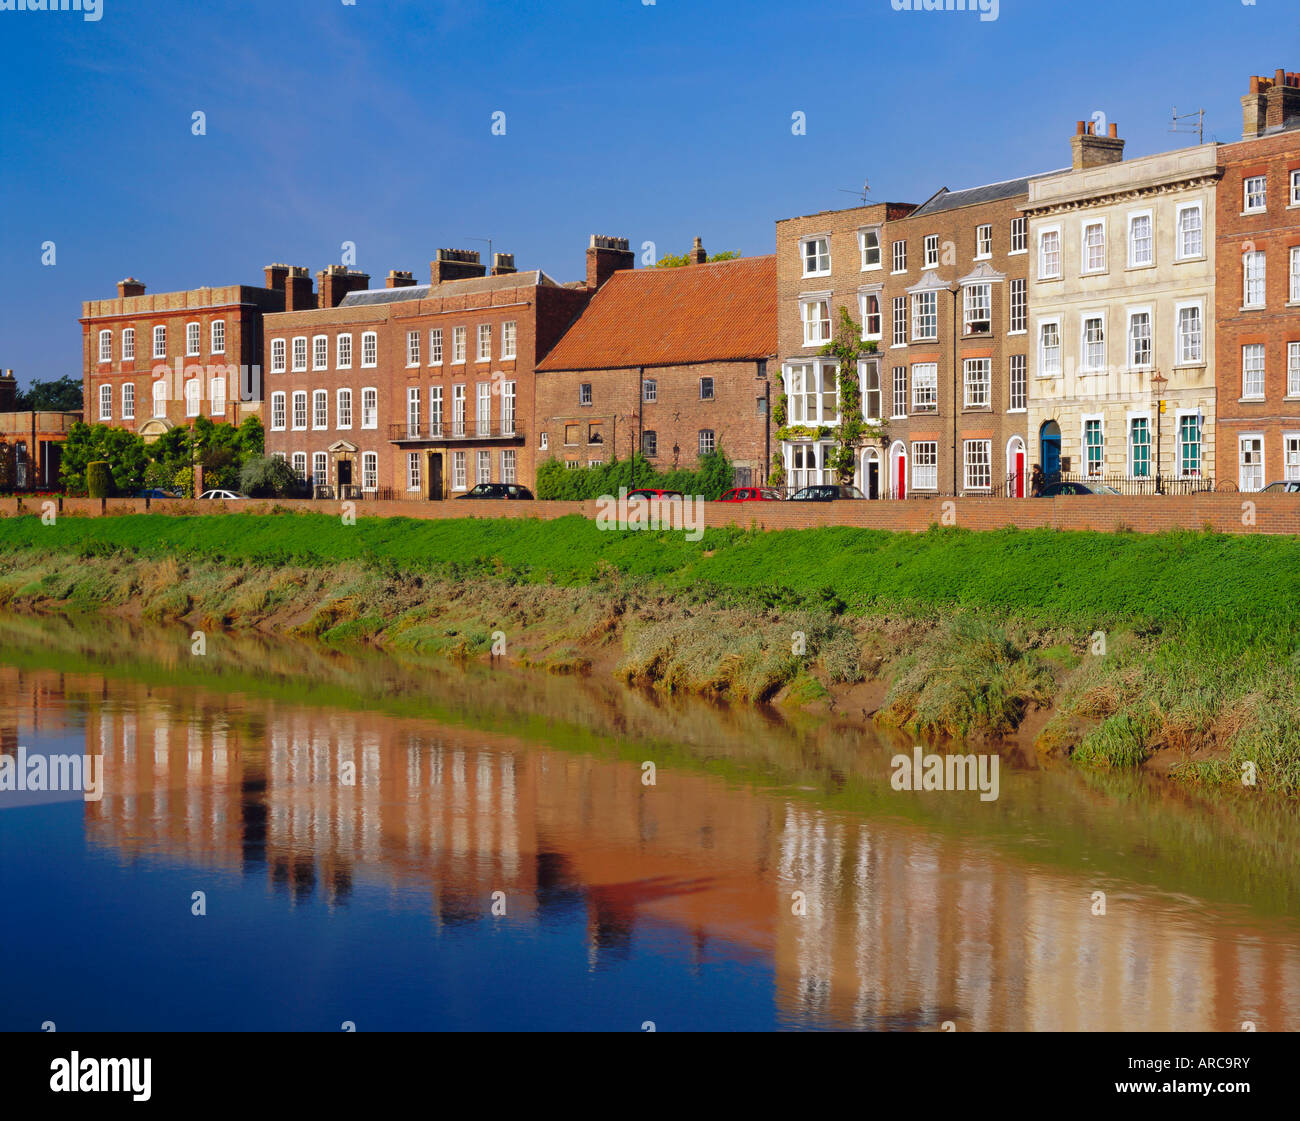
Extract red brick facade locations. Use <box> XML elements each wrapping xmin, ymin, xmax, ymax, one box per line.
<box><xmin>1214</xmin><ymin>71</ymin><xmax>1300</xmax><ymax>491</ymax></box>
<box><xmin>535</xmin><ymin>249</ymin><xmax>777</xmax><ymax>483</ymax></box>
<box><xmin>80</xmin><ymin>273</ymin><xmax>294</xmax><ymax>439</ymax></box>
<box><xmin>262</xmin><ymin>248</ymin><xmax>599</xmax><ymax>498</ymax></box>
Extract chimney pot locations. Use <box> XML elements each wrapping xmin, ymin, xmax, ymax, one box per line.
<box><xmin>1108</xmin><ymin>122</ymin><xmax>1118</xmax><ymax>138</ymax></box>
<box><xmin>586</xmin><ymin>234</ymin><xmax>634</xmax><ymax>290</ymax></box>
<box><xmin>1070</xmin><ymin>118</ymin><xmax>1125</xmax><ymax>170</ymax></box>
<box><xmin>117</xmin><ymin>277</ymin><xmax>146</xmax><ymax>299</ymax></box>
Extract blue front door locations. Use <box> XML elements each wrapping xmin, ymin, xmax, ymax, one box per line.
<box><xmin>1040</xmin><ymin>421</ymin><xmax>1061</xmax><ymax>476</ymax></box>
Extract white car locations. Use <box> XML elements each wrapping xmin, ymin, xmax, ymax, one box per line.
<box><xmin>197</xmin><ymin>489</ymin><xmax>246</xmax><ymax>500</ymax></box>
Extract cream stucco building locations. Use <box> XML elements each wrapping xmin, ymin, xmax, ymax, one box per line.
<box><xmin>1024</xmin><ymin>126</ymin><xmax>1220</xmax><ymax>486</ymax></box>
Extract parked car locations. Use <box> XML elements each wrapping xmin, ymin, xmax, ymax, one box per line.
<box><xmin>455</xmin><ymin>483</ymin><xmax>535</xmax><ymax>500</ymax></box>
<box><xmin>197</xmin><ymin>489</ymin><xmax>247</xmax><ymax>500</ymax></box>
<box><xmin>789</xmin><ymin>484</ymin><xmax>866</xmax><ymax>501</ymax></box>
<box><xmin>717</xmin><ymin>487</ymin><xmax>784</xmax><ymax>503</ymax></box>
<box><xmin>626</xmin><ymin>488</ymin><xmax>684</xmax><ymax>500</ymax></box>
<box><xmin>1261</xmin><ymin>481</ymin><xmax>1300</xmax><ymax>494</ymax></box>
<box><xmin>1035</xmin><ymin>481</ymin><xmax>1121</xmax><ymax>497</ymax></box>
<box><xmin>135</xmin><ymin>487</ymin><xmax>180</xmax><ymax>499</ymax></box>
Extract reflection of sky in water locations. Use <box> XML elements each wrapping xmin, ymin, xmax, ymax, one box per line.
<box><xmin>2</xmin><ymin>645</ymin><xmax>1300</xmax><ymax>1032</ymax></box>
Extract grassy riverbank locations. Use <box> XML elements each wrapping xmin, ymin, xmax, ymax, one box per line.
<box><xmin>0</xmin><ymin>511</ymin><xmax>1297</xmax><ymax>793</ymax></box>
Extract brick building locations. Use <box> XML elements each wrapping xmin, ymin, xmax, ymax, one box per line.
<box><xmin>0</xmin><ymin>369</ymin><xmax>79</xmax><ymax>491</ymax></box>
<box><xmin>80</xmin><ymin>270</ymin><xmax>302</xmax><ymax>439</ymax></box>
<box><xmin>1024</xmin><ymin>125</ymin><xmax>1220</xmax><ymax>488</ymax></box>
<box><xmin>777</xmin><ymin>184</ymin><xmax>1037</xmax><ymax>498</ymax></box>
<box><xmin>775</xmin><ymin>201</ymin><xmax>916</xmax><ymax>495</ymax></box>
<box><xmin>262</xmin><ymin>242</ymin><xmax>615</xmax><ymax>498</ymax></box>
<box><xmin>534</xmin><ymin>242</ymin><xmax>776</xmax><ymax>485</ymax></box>
<box><xmin>1214</xmin><ymin>70</ymin><xmax>1300</xmax><ymax>492</ymax></box>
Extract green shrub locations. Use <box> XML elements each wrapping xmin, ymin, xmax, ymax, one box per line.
<box><xmin>240</xmin><ymin>454</ymin><xmax>302</xmax><ymax>498</ymax></box>
<box><xmin>86</xmin><ymin>460</ymin><xmax>114</xmax><ymax>498</ymax></box>
<box><xmin>535</xmin><ymin>450</ymin><xmax>735</xmax><ymax>500</ymax></box>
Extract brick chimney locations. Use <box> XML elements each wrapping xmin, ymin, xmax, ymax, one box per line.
<box><xmin>586</xmin><ymin>235</ymin><xmax>634</xmax><ymax>291</ymax></box>
<box><xmin>317</xmin><ymin>265</ymin><xmax>371</xmax><ymax>308</ymax></box>
<box><xmin>117</xmin><ymin>278</ymin><xmax>145</xmax><ymax>299</ymax></box>
<box><xmin>264</xmin><ymin>263</ymin><xmax>288</xmax><ymax>293</ymax></box>
<box><xmin>491</xmin><ymin>252</ymin><xmax>517</xmax><ymax>276</ymax></box>
<box><xmin>688</xmin><ymin>237</ymin><xmax>708</xmax><ymax>265</ymax></box>
<box><xmin>0</xmin><ymin>370</ymin><xmax>16</xmax><ymax>413</ymax></box>
<box><xmin>386</xmin><ymin>270</ymin><xmax>416</xmax><ymax>289</ymax></box>
<box><xmin>430</xmin><ymin>249</ymin><xmax>487</xmax><ymax>285</ymax></box>
<box><xmin>285</xmin><ymin>266</ymin><xmax>314</xmax><ymax>312</ymax></box>
<box><xmin>1267</xmin><ymin>69</ymin><xmax>1300</xmax><ymax>132</ymax></box>
<box><xmin>1071</xmin><ymin>119</ymin><xmax>1125</xmax><ymax>170</ymax></box>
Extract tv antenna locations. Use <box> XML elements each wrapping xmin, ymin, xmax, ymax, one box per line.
<box><xmin>836</xmin><ymin>178</ymin><xmax>872</xmax><ymax>204</ymax></box>
<box><xmin>1170</xmin><ymin>107</ymin><xmax>1205</xmax><ymax>144</ymax></box>
<box><xmin>465</xmin><ymin>235</ymin><xmax>493</xmax><ymax>269</ymax></box>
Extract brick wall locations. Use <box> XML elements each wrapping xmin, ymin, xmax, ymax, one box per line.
<box><xmin>1215</xmin><ymin>125</ymin><xmax>1300</xmax><ymax>491</ymax></box>
<box><xmin>5</xmin><ymin>493</ymin><xmax>1299</xmax><ymax>536</ymax></box>
<box><xmin>535</xmin><ymin>358</ymin><xmax>772</xmax><ymax>481</ymax></box>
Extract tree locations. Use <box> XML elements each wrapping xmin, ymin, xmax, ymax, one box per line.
<box><xmin>240</xmin><ymin>454</ymin><xmax>301</xmax><ymax>498</ymax></box>
<box><xmin>820</xmin><ymin>305</ymin><xmax>886</xmax><ymax>485</ymax></box>
<box><xmin>654</xmin><ymin>249</ymin><xmax>742</xmax><ymax>267</ymax></box>
<box><xmin>15</xmin><ymin>375</ymin><xmax>83</xmax><ymax>412</ymax></box>
<box><xmin>60</xmin><ymin>423</ymin><xmax>147</xmax><ymax>495</ymax></box>
<box><xmin>86</xmin><ymin>461</ymin><xmax>113</xmax><ymax>498</ymax></box>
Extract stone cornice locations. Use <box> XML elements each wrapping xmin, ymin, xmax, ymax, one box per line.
<box><xmin>1022</xmin><ymin>173</ymin><xmax>1222</xmax><ymax>219</ymax></box>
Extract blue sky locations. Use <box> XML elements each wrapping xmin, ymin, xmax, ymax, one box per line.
<box><xmin>0</xmin><ymin>0</ymin><xmax>1296</xmax><ymax>384</ymax></box>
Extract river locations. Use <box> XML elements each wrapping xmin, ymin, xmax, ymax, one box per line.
<box><xmin>1</xmin><ymin>611</ymin><xmax>1298</xmax><ymax>1032</ymax></box>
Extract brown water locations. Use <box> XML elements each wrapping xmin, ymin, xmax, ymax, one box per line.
<box><xmin>1</xmin><ymin>611</ymin><xmax>1298</xmax><ymax>1031</ymax></box>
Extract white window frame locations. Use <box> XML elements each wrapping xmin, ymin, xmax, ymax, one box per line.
<box><xmin>476</xmin><ymin>382</ymin><xmax>491</xmax><ymax>436</ymax></box>
<box><xmin>1081</xmin><ymin>414</ymin><xmax>1105</xmax><ymax>479</ymax></box>
<box><xmin>452</xmin><ymin>326</ymin><xmax>467</xmax><ymax>364</ymax></box>
<box><xmin>361</xmin><ymin>331</ymin><xmax>377</xmax><ymax>368</ymax></box>
<box><xmin>1292</xmin><ymin>169</ymin><xmax>1300</xmax><ymax>207</ymax></box>
<box><xmin>209</xmin><ymin>376</ymin><xmax>226</xmax><ymax>416</ymax></box>
<box><xmin>891</xmin><ymin>240</ymin><xmax>907</xmax><ymax>274</ymax></box>
<box><xmin>1127</xmin><ymin>210</ymin><xmax>1154</xmax><ymax>268</ymax></box>
<box><xmin>783</xmin><ymin>360</ymin><xmax>841</xmax><ymax>426</ymax></box>
<box><xmin>911</xmin><ymin>362</ymin><xmax>938</xmax><ymax>412</ymax></box>
<box><xmin>211</xmin><ymin>320</ymin><xmax>226</xmax><ymax>355</ymax></box>
<box><xmin>962</xmin><ymin>282</ymin><xmax>991</xmax><ymax>335</ymax></box>
<box><xmin>1175</xmin><ymin>409</ymin><xmax>1203</xmax><ymax>478</ymax></box>
<box><xmin>1080</xmin><ymin>312</ymin><xmax>1106</xmax><ymax>374</ymax></box>
<box><xmin>406</xmin><ymin>330</ymin><xmax>420</xmax><ymax>367</ymax></box>
<box><xmin>313</xmin><ymin>334</ymin><xmax>329</xmax><ymax>371</ymax></box>
<box><xmin>501</xmin><ymin>380</ymin><xmax>516</xmax><ymax>435</ymax></box>
<box><xmin>122</xmin><ymin>328</ymin><xmax>135</xmax><ymax>361</ymax></box>
<box><xmin>859</xmin><ymin>291</ymin><xmax>883</xmax><ymax>341</ymax></box>
<box><xmin>1127</xmin><ymin>411</ymin><xmax>1152</xmax><ymax>480</ymax></box>
<box><xmin>186</xmin><ymin>321</ymin><xmax>201</xmax><ymax>357</ymax></box>
<box><xmin>291</xmin><ymin>336</ymin><xmax>308</xmax><ymax>372</ymax></box>
<box><xmin>891</xmin><ymin>296</ymin><xmax>907</xmax><ymax>348</ymax></box>
<box><xmin>923</xmin><ymin>234</ymin><xmax>940</xmax><ymax>269</ymax></box>
<box><xmin>1009</xmin><ymin>217</ymin><xmax>1028</xmax><ymax>255</ymax></box>
<box><xmin>361</xmin><ymin>387</ymin><xmax>378</xmax><ymax>430</ymax></box>
<box><xmin>912</xmin><ymin>441</ymin><xmax>938</xmax><ymax>491</ymax></box>
<box><xmin>801</xmin><ymin>235</ymin><xmax>831</xmax><ymax>278</ymax></box>
<box><xmin>1081</xmin><ymin>220</ymin><xmax>1106</xmax><ymax>275</ymax></box>
<box><xmin>1038</xmin><ymin>318</ymin><xmax>1062</xmax><ymax>377</ymax></box>
<box><xmin>1008</xmin><ymin>355</ymin><xmax>1027</xmax><ymax>412</ymax></box>
<box><xmin>185</xmin><ymin>378</ymin><xmax>201</xmax><ymax>418</ymax></box>
<box><xmin>152</xmin><ymin>325</ymin><xmax>167</xmax><ymax>359</ymax></box>
<box><xmin>1290</xmin><ymin>342</ymin><xmax>1300</xmax><ymax>398</ymax></box>
<box><xmin>291</xmin><ymin>390</ymin><xmax>308</xmax><ymax>431</ymax></box>
<box><xmin>452</xmin><ymin>450</ymin><xmax>467</xmax><ymax>491</ymax></box>
<box><xmin>429</xmin><ymin>327</ymin><xmax>443</xmax><ymax>365</ymax></box>
<box><xmin>1009</xmin><ymin>278</ymin><xmax>1027</xmax><ymax>334</ymax></box>
<box><xmin>962</xmin><ymin>357</ymin><xmax>990</xmax><ymax>408</ymax></box>
<box><xmin>501</xmin><ymin>448</ymin><xmax>516</xmax><ymax>484</ymax></box>
<box><xmin>1175</xmin><ymin>202</ymin><xmax>1204</xmax><ymax>261</ymax></box>
<box><xmin>1244</xmin><ymin>175</ymin><xmax>1267</xmax><ymax>214</ymax></box>
<box><xmin>121</xmin><ymin>382</ymin><xmax>135</xmax><ymax>420</ymax></box>
<box><xmin>152</xmin><ymin>379</ymin><xmax>168</xmax><ymax>419</ymax></box>
<box><xmin>1291</xmin><ymin>246</ymin><xmax>1300</xmax><ymax>304</ymax></box>
<box><xmin>271</xmin><ymin>338</ymin><xmax>286</xmax><ymax>374</ymax></box>
<box><xmin>477</xmin><ymin>323</ymin><xmax>492</xmax><ymax>362</ymax></box>
<box><xmin>1175</xmin><ymin>300</ymin><xmax>1204</xmax><ymax>366</ymax></box>
<box><xmin>859</xmin><ymin>227</ymin><xmax>882</xmax><ymax>271</ymax></box>
<box><xmin>1284</xmin><ymin>431</ymin><xmax>1300</xmax><ymax>481</ymax></box>
<box><xmin>502</xmin><ymin>320</ymin><xmax>517</xmax><ymax>359</ymax></box>
<box><xmin>408</xmin><ymin>451</ymin><xmax>422</xmax><ymax>492</ymax></box>
<box><xmin>337</xmin><ymin>388</ymin><xmax>352</xmax><ymax>429</ymax></box>
<box><xmin>891</xmin><ymin>365</ymin><xmax>907</xmax><ymax>419</ymax></box>
<box><xmin>337</xmin><ymin>333</ymin><xmax>353</xmax><ymax>369</ymax></box>
<box><xmin>963</xmin><ymin>439</ymin><xmax>992</xmax><ymax>492</ymax></box>
<box><xmin>1242</xmin><ymin>343</ymin><xmax>1266</xmax><ymax>400</ymax></box>
<box><xmin>1127</xmin><ymin>307</ymin><xmax>1153</xmax><ymax>370</ymax></box>
<box><xmin>859</xmin><ymin>360</ymin><xmax>882</xmax><ymax>423</ymax></box>
<box><xmin>98</xmin><ymin>329</ymin><xmax>112</xmax><ymax>363</ymax></box>
<box><xmin>1243</xmin><ymin>250</ymin><xmax>1266</xmax><ymax>308</ymax></box>
<box><xmin>362</xmin><ymin>451</ymin><xmax>378</xmax><ymax>492</ymax></box>
<box><xmin>98</xmin><ymin>383</ymin><xmax>112</xmax><ymax>420</ymax></box>
<box><xmin>270</xmin><ymin>391</ymin><xmax>286</xmax><ymax>431</ymax></box>
<box><xmin>1238</xmin><ymin>433</ymin><xmax>1265</xmax><ymax>493</ymax></box>
<box><xmin>1037</xmin><ymin>226</ymin><xmax>1062</xmax><ymax>280</ymax></box>
<box><xmin>975</xmin><ymin>224</ymin><xmax>992</xmax><ymax>260</ymax></box>
<box><xmin>452</xmin><ymin>384</ymin><xmax>466</xmax><ymax>436</ymax></box>
<box><xmin>911</xmin><ymin>290</ymin><xmax>938</xmax><ymax>342</ymax></box>
<box><xmin>312</xmin><ymin>388</ymin><xmax>328</xmax><ymax>430</ymax></box>
<box><xmin>801</xmin><ymin>297</ymin><xmax>832</xmax><ymax>346</ymax></box>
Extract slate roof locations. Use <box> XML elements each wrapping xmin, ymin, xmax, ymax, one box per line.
<box><xmin>910</xmin><ymin>173</ymin><xmax>1057</xmax><ymax>215</ymax></box>
<box><xmin>339</xmin><ymin>269</ymin><xmax>560</xmax><ymax>307</ymax></box>
<box><xmin>536</xmin><ymin>256</ymin><xmax>777</xmax><ymax>372</ymax></box>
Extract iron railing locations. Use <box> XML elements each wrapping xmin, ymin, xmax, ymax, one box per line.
<box><xmin>389</xmin><ymin>422</ymin><xmax>518</xmax><ymax>442</ymax></box>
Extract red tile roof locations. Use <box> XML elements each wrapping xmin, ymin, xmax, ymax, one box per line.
<box><xmin>536</xmin><ymin>255</ymin><xmax>776</xmax><ymax>372</ymax></box>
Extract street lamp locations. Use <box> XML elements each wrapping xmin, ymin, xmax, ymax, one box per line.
<box><xmin>1150</xmin><ymin>369</ymin><xmax>1168</xmax><ymax>495</ymax></box>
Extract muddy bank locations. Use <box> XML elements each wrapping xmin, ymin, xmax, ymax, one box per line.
<box><xmin>0</xmin><ymin>543</ymin><xmax>1291</xmax><ymax>796</ymax></box>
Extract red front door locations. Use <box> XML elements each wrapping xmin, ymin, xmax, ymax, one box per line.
<box><xmin>895</xmin><ymin>454</ymin><xmax>906</xmax><ymax>500</ymax></box>
<box><xmin>1015</xmin><ymin>450</ymin><xmax>1025</xmax><ymax>498</ymax></box>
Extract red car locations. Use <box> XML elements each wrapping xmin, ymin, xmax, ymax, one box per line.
<box><xmin>716</xmin><ymin>487</ymin><xmax>784</xmax><ymax>503</ymax></box>
<box><xmin>626</xmin><ymin>488</ymin><xmax>685</xmax><ymax>500</ymax></box>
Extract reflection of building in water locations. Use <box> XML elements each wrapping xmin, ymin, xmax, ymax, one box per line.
<box><xmin>29</xmin><ymin>664</ymin><xmax>1300</xmax><ymax>1031</ymax></box>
